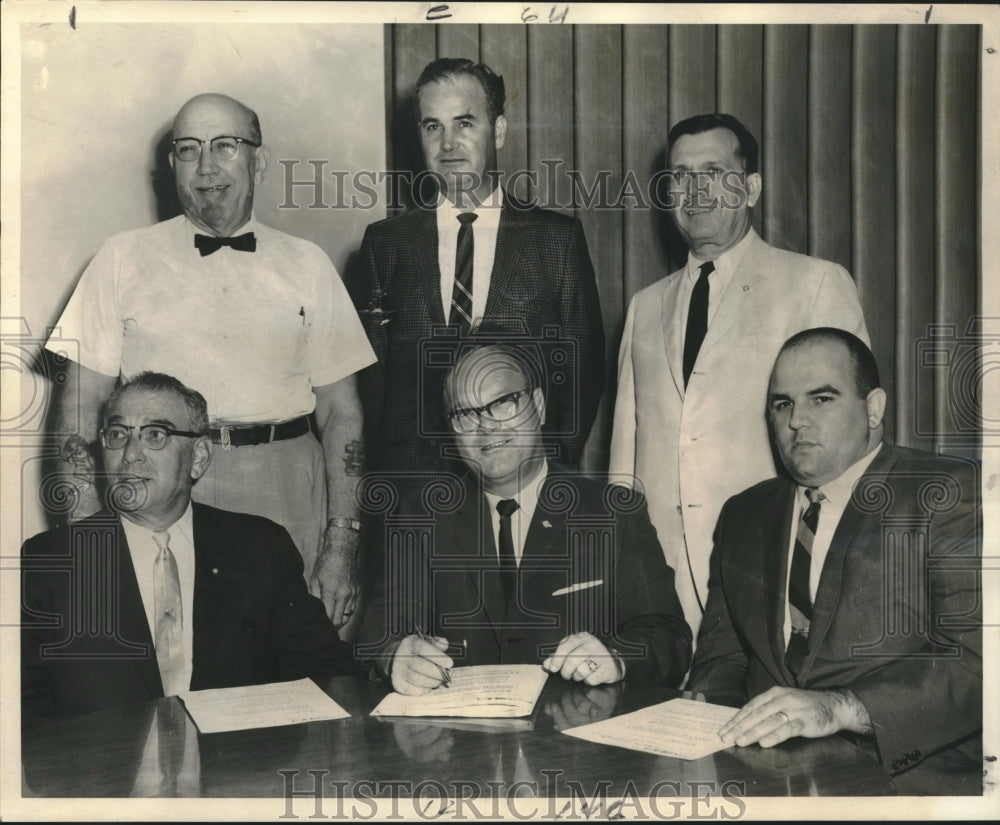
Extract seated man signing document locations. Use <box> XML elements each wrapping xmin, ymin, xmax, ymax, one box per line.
<box><xmin>356</xmin><ymin>339</ymin><xmax>691</xmax><ymax>694</ymax></box>
<box><xmin>688</xmin><ymin>329</ymin><xmax>982</xmax><ymax>787</ymax></box>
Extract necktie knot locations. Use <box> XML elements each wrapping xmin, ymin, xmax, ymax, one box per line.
<box><xmin>497</xmin><ymin>498</ymin><xmax>519</xmax><ymax>518</ymax></box>
<box><xmin>698</xmin><ymin>260</ymin><xmax>715</xmax><ymax>279</ymax></box>
<box><xmin>194</xmin><ymin>231</ymin><xmax>257</xmax><ymax>256</ymax></box>
<box><xmin>457</xmin><ymin>212</ymin><xmax>478</xmax><ymax>226</ymax></box>
<box><xmin>153</xmin><ymin>530</ymin><xmax>171</xmax><ymax>552</ymax></box>
<box><xmin>805</xmin><ymin>488</ymin><xmax>825</xmax><ymax>504</ymax></box>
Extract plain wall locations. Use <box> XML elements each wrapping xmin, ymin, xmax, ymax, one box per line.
<box><xmin>16</xmin><ymin>22</ymin><xmax>387</xmax><ymax>539</ymax></box>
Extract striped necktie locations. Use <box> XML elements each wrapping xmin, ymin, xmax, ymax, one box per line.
<box><xmin>449</xmin><ymin>212</ymin><xmax>478</xmax><ymax>328</ymax></box>
<box><xmin>786</xmin><ymin>488</ymin><xmax>824</xmax><ymax>675</ymax></box>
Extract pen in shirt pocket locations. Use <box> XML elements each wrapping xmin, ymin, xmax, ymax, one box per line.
<box><xmin>298</xmin><ymin>306</ymin><xmax>305</xmax><ymax>324</ymax></box>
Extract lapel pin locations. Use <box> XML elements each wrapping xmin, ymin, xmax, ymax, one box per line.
<box><xmin>211</xmin><ymin>567</ymin><xmax>219</xmax><ymax>575</ymax></box>
<box><xmin>542</xmin><ymin>520</ymin><xmax>552</xmax><ymax>528</ymax></box>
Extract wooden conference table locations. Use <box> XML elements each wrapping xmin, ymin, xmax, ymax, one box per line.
<box><xmin>21</xmin><ymin>675</ymin><xmax>974</xmax><ymax>799</ymax></box>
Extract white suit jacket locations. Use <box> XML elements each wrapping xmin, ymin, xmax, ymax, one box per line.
<box><xmin>609</xmin><ymin>229</ymin><xmax>869</xmax><ymax>639</ymax></box>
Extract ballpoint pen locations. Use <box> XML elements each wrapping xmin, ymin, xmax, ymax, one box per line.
<box><xmin>413</xmin><ymin>624</ymin><xmax>451</xmax><ymax>688</ymax></box>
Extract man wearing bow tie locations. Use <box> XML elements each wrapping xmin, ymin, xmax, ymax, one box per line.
<box><xmin>356</xmin><ymin>340</ymin><xmax>691</xmax><ymax>695</ymax></box>
<box><xmin>44</xmin><ymin>93</ymin><xmax>375</xmax><ymax>628</ymax></box>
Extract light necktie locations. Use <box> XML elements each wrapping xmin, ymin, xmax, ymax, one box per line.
<box><xmin>449</xmin><ymin>212</ymin><xmax>478</xmax><ymax>328</ymax></box>
<box><xmin>193</xmin><ymin>231</ymin><xmax>257</xmax><ymax>256</ymax></box>
<box><xmin>786</xmin><ymin>488</ymin><xmax>825</xmax><ymax>675</ymax></box>
<box><xmin>682</xmin><ymin>260</ymin><xmax>714</xmax><ymax>387</ymax></box>
<box><xmin>152</xmin><ymin>530</ymin><xmax>185</xmax><ymax>696</ymax></box>
<box><xmin>496</xmin><ymin>498</ymin><xmax>519</xmax><ymax>605</ymax></box>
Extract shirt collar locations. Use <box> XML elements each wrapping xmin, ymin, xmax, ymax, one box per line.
<box><xmin>120</xmin><ymin>501</ymin><xmax>195</xmax><ymax>550</ymax></box>
<box><xmin>183</xmin><ymin>212</ymin><xmax>257</xmax><ymax>239</ymax></box>
<box><xmin>483</xmin><ymin>459</ymin><xmax>548</xmax><ymax>512</ymax></box>
<box><xmin>436</xmin><ymin>186</ymin><xmax>504</xmax><ymax>228</ymax></box>
<box><xmin>685</xmin><ymin>226</ymin><xmax>757</xmax><ymax>287</ymax></box>
<box><xmin>799</xmin><ymin>442</ymin><xmax>883</xmax><ymax>510</ymax></box>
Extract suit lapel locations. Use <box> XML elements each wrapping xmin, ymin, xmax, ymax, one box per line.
<box><xmin>114</xmin><ymin>521</ymin><xmax>164</xmax><ymax>698</ymax></box>
<box><xmin>661</xmin><ymin>273</ymin><xmax>687</xmax><ymax>397</ymax></box>
<box><xmin>190</xmin><ymin>504</ymin><xmax>228</xmax><ymax>680</ymax></box>
<box><xmin>698</xmin><ymin>231</ymin><xmax>769</xmax><ymax>359</ymax></box>
<box><xmin>483</xmin><ymin>199</ymin><xmax>522</xmax><ymax>320</ymax></box>
<box><xmin>414</xmin><ymin>209</ymin><xmax>447</xmax><ymax>325</ymax></box>
<box><xmin>452</xmin><ymin>490</ymin><xmax>506</xmax><ymax>643</ymax></box>
<box><xmin>761</xmin><ymin>483</ymin><xmax>797</xmax><ymax>683</ymax></box>
<box><xmin>800</xmin><ymin>447</ymin><xmax>901</xmax><ymax>678</ymax></box>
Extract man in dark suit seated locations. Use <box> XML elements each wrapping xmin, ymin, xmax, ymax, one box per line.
<box><xmin>355</xmin><ymin>340</ymin><xmax>691</xmax><ymax>694</ymax></box>
<box><xmin>21</xmin><ymin>372</ymin><xmax>353</xmax><ymax>729</ymax></box>
<box><xmin>688</xmin><ymin>328</ymin><xmax>981</xmax><ymax>789</ymax></box>
<box><xmin>356</xmin><ymin>57</ymin><xmax>605</xmax><ymax>475</ymax></box>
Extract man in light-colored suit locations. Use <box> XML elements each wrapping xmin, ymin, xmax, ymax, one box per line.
<box><xmin>610</xmin><ymin>114</ymin><xmax>869</xmax><ymax>640</ymax></box>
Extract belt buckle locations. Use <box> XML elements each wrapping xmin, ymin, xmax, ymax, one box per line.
<box><xmin>220</xmin><ymin>426</ymin><xmax>233</xmax><ymax>451</ymax></box>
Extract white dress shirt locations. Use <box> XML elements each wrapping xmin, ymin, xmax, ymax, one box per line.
<box><xmin>484</xmin><ymin>462</ymin><xmax>548</xmax><ymax>565</ymax></box>
<box><xmin>782</xmin><ymin>443</ymin><xmax>883</xmax><ymax>644</ymax></box>
<box><xmin>121</xmin><ymin>503</ymin><xmax>196</xmax><ymax>694</ymax></box>
<box><xmin>436</xmin><ymin>187</ymin><xmax>504</xmax><ymax>324</ymax></box>
<box><xmin>676</xmin><ymin>228</ymin><xmax>755</xmax><ymax>340</ymax></box>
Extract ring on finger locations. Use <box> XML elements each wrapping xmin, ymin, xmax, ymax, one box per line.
<box><xmin>586</xmin><ymin>659</ymin><xmax>600</xmax><ymax>673</ymax></box>
<box><xmin>774</xmin><ymin>710</ymin><xmax>789</xmax><ymax>724</ymax></box>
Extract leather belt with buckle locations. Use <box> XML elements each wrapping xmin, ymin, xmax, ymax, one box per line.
<box><xmin>210</xmin><ymin>415</ymin><xmax>311</xmax><ymax>450</ymax></box>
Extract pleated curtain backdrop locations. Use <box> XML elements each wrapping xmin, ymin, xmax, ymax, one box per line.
<box><xmin>385</xmin><ymin>23</ymin><xmax>982</xmax><ymax>468</ymax></box>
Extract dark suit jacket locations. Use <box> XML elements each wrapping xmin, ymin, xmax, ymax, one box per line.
<box><xmin>355</xmin><ymin>194</ymin><xmax>605</xmax><ymax>472</ymax></box>
<box><xmin>356</xmin><ymin>470</ymin><xmax>692</xmax><ymax>687</ymax></box>
<box><xmin>21</xmin><ymin>503</ymin><xmax>353</xmax><ymax>729</ymax></box>
<box><xmin>688</xmin><ymin>445</ymin><xmax>982</xmax><ymax>778</ymax></box>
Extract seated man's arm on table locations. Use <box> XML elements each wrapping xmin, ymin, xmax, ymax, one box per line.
<box><xmin>353</xmin><ymin>525</ymin><xmax>450</xmax><ymax>695</ymax></box>
<box><xmin>268</xmin><ymin>518</ymin><xmax>355</xmax><ymax>681</ymax></box>
<box><xmin>545</xmin><ymin>488</ymin><xmax>693</xmax><ymax>688</ymax></box>
<box><xmin>715</xmin><ymin>461</ymin><xmax>982</xmax><ymax>768</ymax></box>
<box><xmin>310</xmin><ymin>375</ymin><xmax>364</xmax><ymax>627</ymax></box>
<box><xmin>50</xmin><ymin>361</ymin><xmax>117</xmax><ymax>521</ymax></box>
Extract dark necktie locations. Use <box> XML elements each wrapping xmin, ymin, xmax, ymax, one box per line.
<box><xmin>496</xmin><ymin>498</ymin><xmax>519</xmax><ymax>605</ymax></box>
<box><xmin>786</xmin><ymin>488</ymin><xmax>825</xmax><ymax>675</ymax></box>
<box><xmin>153</xmin><ymin>530</ymin><xmax>185</xmax><ymax>696</ymax></box>
<box><xmin>194</xmin><ymin>231</ymin><xmax>257</xmax><ymax>256</ymax></box>
<box><xmin>449</xmin><ymin>213</ymin><xmax>478</xmax><ymax>328</ymax></box>
<box><xmin>682</xmin><ymin>260</ymin><xmax>714</xmax><ymax>387</ymax></box>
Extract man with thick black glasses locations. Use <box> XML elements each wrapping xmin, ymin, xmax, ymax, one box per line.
<box><xmin>356</xmin><ymin>340</ymin><xmax>691</xmax><ymax>695</ymax></box>
<box><xmin>44</xmin><ymin>93</ymin><xmax>375</xmax><ymax>629</ymax></box>
<box><xmin>21</xmin><ymin>371</ymin><xmax>352</xmax><ymax>730</ymax></box>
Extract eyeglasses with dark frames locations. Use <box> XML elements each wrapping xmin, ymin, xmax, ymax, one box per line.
<box><xmin>171</xmin><ymin>135</ymin><xmax>260</xmax><ymax>162</ymax></box>
<box><xmin>100</xmin><ymin>424</ymin><xmax>203</xmax><ymax>451</ymax></box>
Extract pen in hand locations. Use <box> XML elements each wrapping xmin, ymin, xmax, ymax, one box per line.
<box><xmin>414</xmin><ymin>625</ymin><xmax>451</xmax><ymax>688</ymax></box>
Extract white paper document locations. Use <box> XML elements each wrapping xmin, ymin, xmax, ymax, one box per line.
<box><xmin>180</xmin><ymin>677</ymin><xmax>351</xmax><ymax>734</ymax></box>
<box><xmin>561</xmin><ymin>697</ymin><xmax>737</xmax><ymax>760</ymax></box>
<box><xmin>371</xmin><ymin>664</ymin><xmax>548</xmax><ymax>718</ymax></box>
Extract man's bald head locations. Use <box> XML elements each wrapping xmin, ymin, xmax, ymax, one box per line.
<box><xmin>173</xmin><ymin>94</ymin><xmax>261</xmax><ymax>144</ymax></box>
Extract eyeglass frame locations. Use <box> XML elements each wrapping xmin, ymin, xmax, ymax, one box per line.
<box><xmin>99</xmin><ymin>423</ymin><xmax>205</xmax><ymax>451</ymax></box>
<box><xmin>171</xmin><ymin>135</ymin><xmax>261</xmax><ymax>162</ymax></box>
<box><xmin>446</xmin><ymin>388</ymin><xmax>534</xmax><ymax>433</ymax></box>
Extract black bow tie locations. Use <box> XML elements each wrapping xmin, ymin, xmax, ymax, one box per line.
<box><xmin>194</xmin><ymin>231</ymin><xmax>257</xmax><ymax>256</ymax></box>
